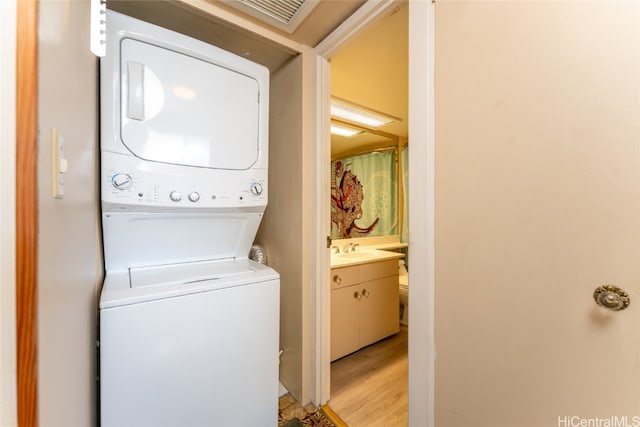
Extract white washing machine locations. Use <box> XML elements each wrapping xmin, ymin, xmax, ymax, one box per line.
<box><xmin>99</xmin><ymin>12</ymin><xmax>279</xmax><ymax>427</ymax></box>
<box><xmin>100</xmin><ymin>259</ymin><xmax>279</xmax><ymax>427</ymax></box>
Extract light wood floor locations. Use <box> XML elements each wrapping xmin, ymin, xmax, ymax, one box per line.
<box><xmin>328</xmin><ymin>326</ymin><xmax>408</xmax><ymax>427</ymax></box>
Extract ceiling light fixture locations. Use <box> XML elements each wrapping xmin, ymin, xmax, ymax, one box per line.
<box><xmin>330</xmin><ymin>97</ymin><xmax>399</xmax><ymax>129</ymax></box>
<box><xmin>330</xmin><ymin>123</ymin><xmax>363</xmax><ymax>138</ymax></box>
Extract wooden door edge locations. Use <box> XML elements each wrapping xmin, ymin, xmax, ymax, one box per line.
<box><xmin>16</xmin><ymin>0</ymin><xmax>38</xmax><ymax>425</ymax></box>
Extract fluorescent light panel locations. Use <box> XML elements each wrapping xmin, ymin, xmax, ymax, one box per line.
<box><xmin>330</xmin><ymin>97</ymin><xmax>397</xmax><ymax>129</ymax></box>
<box><xmin>330</xmin><ymin>123</ymin><xmax>363</xmax><ymax>137</ymax></box>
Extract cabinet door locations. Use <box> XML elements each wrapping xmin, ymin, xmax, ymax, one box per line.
<box><xmin>359</xmin><ymin>276</ymin><xmax>399</xmax><ymax>348</ymax></box>
<box><xmin>330</xmin><ymin>285</ymin><xmax>361</xmax><ymax>361</ymax></box>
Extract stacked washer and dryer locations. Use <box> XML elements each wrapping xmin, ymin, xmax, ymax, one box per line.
<box><xmin>99</xmin><ymin>12</ymin><xmax>280</xmax><ymax>427</ymax></box>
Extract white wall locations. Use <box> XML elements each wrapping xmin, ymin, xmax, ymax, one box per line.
<box><xmin>0</xmin><ymin>1</ymin><xmax>18</xmax><ymax>425</ymax></box>
<box><xmin>408</xmin><ymin>1</ymin><xmax>435</xmax><ymax>426</ymax></box>
<box><xmin>37</xmin><ymin>1</ymin><xmax>102</xmax><ymax>425</ymax></box>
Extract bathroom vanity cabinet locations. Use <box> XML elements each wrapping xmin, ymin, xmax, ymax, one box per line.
<box><xmin>330</xmin><ymin>258</ymin><xmax>399</xmax><ymax>361</ymax></box>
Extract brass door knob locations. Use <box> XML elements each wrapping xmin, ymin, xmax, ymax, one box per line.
<box><xmin>593</xmin><ymin>285</ymin><xmax>630</xmax><ymax>311</ymax></box>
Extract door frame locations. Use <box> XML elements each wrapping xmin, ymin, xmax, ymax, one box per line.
<box><xmin>312</xmin><ymin>1</ymin><xmax>435</xmax><ymax>426</ymax></box>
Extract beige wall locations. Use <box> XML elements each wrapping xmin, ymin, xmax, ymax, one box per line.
<box><xmin>257</xmin><ymin>54</ymin><xmax>308</xmax><ymax>402</ymax></box>
<box><xmin>257</xmin><ymin>49</ymin><xmax>318</xmax><ymax>405</ymax></box>
<box><xmin>0</xmin><ymin>1</ymin><xmax>17</xmax><ymax>425</ymax></box>
<box><xmin>37</xmin><ymin>1</ymin><xmax>102</xmax><ymax>425</ymax></box>
<box><xmin>435</xmin><ymin>1</ymin><xmax>640</xmax><ymax>425</ymax></box>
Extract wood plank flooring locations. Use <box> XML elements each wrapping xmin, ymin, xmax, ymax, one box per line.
<box><xmin>328</xmin><ymin>326</ymin><xmax>408</xmax><ymax>427</ymax></box>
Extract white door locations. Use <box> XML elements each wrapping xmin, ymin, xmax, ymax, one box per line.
<box><xmin>119</xmin><ymin>37</ymin><xmax>261</xmax><ymax>169</ymax></box>
<box><xmin>435</xmin><ymin>2</ymin><xmax>640</xmax><ymax>426</ymax></box>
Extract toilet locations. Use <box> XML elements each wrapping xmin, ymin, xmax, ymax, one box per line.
<box><xmin>398</xmin><ymin>260</ymin><xmax>409</xmax><ymax>325</ymax></box>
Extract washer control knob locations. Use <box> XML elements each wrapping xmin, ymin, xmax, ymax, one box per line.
<box><xmin>112</xmin><ymin>173</ymin><xmax>133</xmax><ymax>190</ymax></box>
<box><xmin>169</xmin><ymin>191</ymin><xmax>182</xmax><ymax>202</ymax></box>
<box><xmin>250</xmin><ymin>182</ymin><xmax>263</xmax><ymax>196</ymax></box>
<box><xmin>188</xmin><ymin>192</ymin><xmax>200</xmax><ymax>202</ymax></box>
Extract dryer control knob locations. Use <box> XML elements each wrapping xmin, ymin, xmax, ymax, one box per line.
<box><xmin>250</xmin><ymin>182</ymin><xmax>263</xmax><ymax>196</ymax></box>
<box><xmin>169</xmin><ymin>191</ymin><xmax>182</xmax><ymax>202</ymax></box>
<box><xmin>188</xmin><ymin>192</ymin><xmax>200</xmax><ymax>202</ymax></box>
<box><xmin>112</xmin><ymin>173</ymin><xmax>133</xmax><ymax>190</ymax></box>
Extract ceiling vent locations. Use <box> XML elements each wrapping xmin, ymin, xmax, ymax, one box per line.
<box><xmin>222</xmin><ymin>0</ymin><xmax>320</xmax><ymax>33</ymax></box>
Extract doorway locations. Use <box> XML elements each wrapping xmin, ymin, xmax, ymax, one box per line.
<box><xmin>314</xmin><ymin>2</ymin><xmax>435</xmax><ymax>426</ymax></box>
<box><xmin>315</xmin><ymin>2</ymin><xmax>412</xmax><ymax>425</ymax></box>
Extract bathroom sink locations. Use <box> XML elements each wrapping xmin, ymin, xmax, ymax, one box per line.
<box><xmin>335</xmin><ymin>250</ymin><xmax>378</xmax><ymax>259</ymax></box>
<box><xmin>330</xmin><ymin>248</ymin><xmax>404</xmax><ymax>267</ymax></box>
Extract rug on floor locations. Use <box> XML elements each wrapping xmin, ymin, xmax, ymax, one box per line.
<box><xmin>278</xmin><ymin>394</ymin><xmax>339</xmax><ymax>427</ymax></box>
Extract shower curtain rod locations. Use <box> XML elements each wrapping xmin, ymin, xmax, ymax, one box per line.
<box><xmin>332</xmin><ymin>145</ymin><xmax>403</xmax><ymax>162</ymax></box>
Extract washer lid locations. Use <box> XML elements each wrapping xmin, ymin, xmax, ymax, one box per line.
<box><xmin>119</xmin><ymin>38</ymin><xmax>261</xmax><ymax>170</ymax></box>
<box><xmin>101</xmin><ymin>212</ymin><xmax>263</xmax><ymax>272</ymax></box>
<box><xmin>130</xmin><ymin>258</ymin><xmax>257</xmax><ymax>288</ymax></box>
<box><xmin>100</xmin><ymin>258</ymin><xmax>279</xmax><ymax>309</ymax></box>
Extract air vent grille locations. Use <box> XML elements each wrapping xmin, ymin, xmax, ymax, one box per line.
<box><xmin>242</xmin><ymin>0</ymin><xmax>304</xmax><ymax>24</ymax></box>
<box><xmin>224</xmin><ymin>0</ymin><xmax>319</xmax><ymax>33</ymax></box>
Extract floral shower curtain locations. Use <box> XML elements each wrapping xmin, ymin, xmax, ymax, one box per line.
<box><xmin>331</xmin><ymin>150</ymin><xmax>398</xmax><ymax>239</ymax></box>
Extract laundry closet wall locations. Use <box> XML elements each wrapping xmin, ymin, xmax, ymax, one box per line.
<box><xmin>256</xmin><ymin>51</ymin><xmax>316</xmax><ymax>403</ymax></box>
<box><xmin>37</xmin><ymin>1</ymin><xmax>102</xmax><ymax>425</ymax></box>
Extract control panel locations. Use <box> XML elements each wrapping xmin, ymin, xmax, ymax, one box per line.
<box><xmin>101</xmin><ymin>152</ymin><xmax>268</xmax><ymax>211</ymax></box>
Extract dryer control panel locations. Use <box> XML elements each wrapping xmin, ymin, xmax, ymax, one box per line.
<box><xmin>102</xmin><ymin>152</ymin><xmax>267</xmax><ymax>212</ymax></box>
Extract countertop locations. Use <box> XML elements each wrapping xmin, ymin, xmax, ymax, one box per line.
<box><xmin>330</xmin><ymin>248</ymin><xmax>405</xmax><ymax>268</ymax></box>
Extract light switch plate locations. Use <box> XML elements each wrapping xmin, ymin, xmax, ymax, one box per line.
<box><xmin>52</xmin><ymin>128</ymin><xmax>67</xmax><ymax>199</ymax></box>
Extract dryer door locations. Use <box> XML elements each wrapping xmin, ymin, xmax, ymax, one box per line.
<box><xmin>119</xmin><ymin>38</ymin><xmax>261</xmax><ymax>170</ymax></box>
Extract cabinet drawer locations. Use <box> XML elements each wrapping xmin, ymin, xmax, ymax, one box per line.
<box><xmin>331</xmin><ymin>258</ymin><xmax>399</xmax><ymax>290</ymax></box>
<box><xmin>330</xmin><ymin>266</ymin><xmax>361</xmax><ymax>289</ymax></box>
<box><xmin>359</xmin><ymin>259</ymin><xmax>397</xmax><ymax>283</ymax></box>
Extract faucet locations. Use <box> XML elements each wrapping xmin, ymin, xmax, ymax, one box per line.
<box><xmin>342</xmin><ymin>243</ymin><xmax>353</xmax><ymax>253</ymax></box>
<box><xmin>331</xmin><ymin>245</ymin><xmax>340</xmax><ymax>255</ymax></box>
<box><xmin>351</xmin><ymin>243</ymin><xmax>360</xmax><ymax>252</ymax></box>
